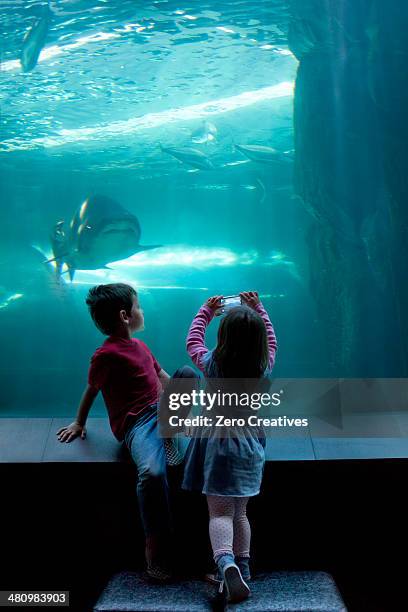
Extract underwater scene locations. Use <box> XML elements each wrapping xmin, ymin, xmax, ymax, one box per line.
<box><xmin>1</xmin><ymin>0</ymin><xmax>407</xmax><ymax>417</ymax></box>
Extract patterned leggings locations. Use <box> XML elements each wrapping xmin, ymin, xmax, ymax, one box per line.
<box><xmin>206</xmin><ymin>495</ymin><xmax>250</xmax><ymax>561</ymax></box>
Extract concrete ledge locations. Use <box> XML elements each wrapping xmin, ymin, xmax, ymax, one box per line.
<box><xmin>2</xmin><ymin>417</ymin><xmax>408</xmax><ymax>462</ymax></box>
<box><xmin>0</xmin><ymin>418</ymin><xmax>127</xmax><ymax>463</ymax></box>
<box><xmin>93</xmin><ymin>571</ymin><xmax>347</xmax><ymax>611</ymax></box>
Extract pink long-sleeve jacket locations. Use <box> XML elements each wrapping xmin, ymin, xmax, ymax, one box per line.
<box><xmin>186</xmin><ymin>302</ymin><xmax>277</xmax><ymax>374</ymax></box>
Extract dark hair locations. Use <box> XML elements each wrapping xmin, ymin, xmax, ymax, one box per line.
<box><xmin>212</xmin><ymin>305</ymin><xmax>269</xmax><ymax>378</ymax></box>
<box><xmin>86</xmin><ymin>283</ymin><xmax>137</xmax><ymax>335</ymax></box>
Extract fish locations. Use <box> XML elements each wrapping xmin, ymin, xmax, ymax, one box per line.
<box><xmin>191</xmin><ymin>121</ymin><xmax>218</xmax><ymax>144</ymax></box>
<box><xmin>268</xmin><ymin>250</ymin><xmax>288</xmax><ymax>261</ymax></box>
<box><xmin>264</xmin><ymin>251</ymin><xmax>301</xmax><ymax>282</ymax></box>
<box><xmin>0</xmin><ymin>293</ymin><xmax>24</xmax><ymax>310</ymax></box>
<box><xmin>235</xmin><ymin>144</ymin><xmax>292</xmax><ymax>164</ymax></box>
<box><xmin>160</xmin><ymin>144</ymin><xmax>215</xmax><ymax>170</ymax></box>
<box><xmin>49</xmin><ymin>195</ymin><xmax>161</xmax><ymax>281</ymax></box>
<box><xmin>20</xmin><ymin>3</ymin><xmax>50</xmax><ymax>72</ymax></box>
<box><xmin>190</xmin><ymin>184</ymin><xmax>232</xmax><ymax>191</ymax></box>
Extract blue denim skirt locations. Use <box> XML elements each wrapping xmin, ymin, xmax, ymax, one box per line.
<box><xmin>182</xmin><ymin>428</ymin><xmax>266</xmax><ymax>497</ymax></box>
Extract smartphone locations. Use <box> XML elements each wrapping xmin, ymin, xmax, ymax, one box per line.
<box><xmin>219</xmin><ymin>295</ymin><xmax>242</xmax><ymax>313</ymax></box>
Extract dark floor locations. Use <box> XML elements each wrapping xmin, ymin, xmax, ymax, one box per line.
<box><xmin>1</xmin><ymin>418</ymin><xmax>407</xmax><ymax>611</ymax></box>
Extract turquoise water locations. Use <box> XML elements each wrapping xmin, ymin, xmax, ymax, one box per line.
<box><xmin>1</xmin><ymin>0</ymin><xmax>406</xmax><ymax>417</ymax></box>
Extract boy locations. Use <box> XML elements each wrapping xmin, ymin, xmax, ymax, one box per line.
<box><xmin>57</xmin><ymin>283</ymin><xmax>178</xmax><ymax>580</ymax></box>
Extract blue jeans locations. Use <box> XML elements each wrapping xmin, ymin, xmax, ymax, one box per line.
<box><xmin>124</xmin><ymin>404</ymin><xmax>171</xmax><ymax>539</ymax></box>
<box><xmin>123</xmin><ymin>366</ymin><xmax>198</xmax><ymax>542</ymax></box>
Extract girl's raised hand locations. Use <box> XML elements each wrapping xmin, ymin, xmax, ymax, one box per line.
<box><xmin>206</xmin><ymin>295</ymin><xmax>223</xmax><ymax>316</ymax></box>
<box><xmin>240</xmin><ymin>291</ymin><xmax>260</xmax><ymax>309</ymax></box>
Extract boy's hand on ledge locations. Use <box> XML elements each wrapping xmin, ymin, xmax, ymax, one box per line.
<box><xmin>240</xmin><ymin>291</ymin><xmax>260</xmax><ymax>309</ymax></box>
<box><xmin>56</xmin><ymin>422</ymin><xmax>87</xmax><ymax>443</ymax></box>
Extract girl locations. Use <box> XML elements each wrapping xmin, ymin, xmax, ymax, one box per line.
<box><xmin>182</xmin><ymin>291</ymin><xmax>277</xmax><ymax>602</ymax></box>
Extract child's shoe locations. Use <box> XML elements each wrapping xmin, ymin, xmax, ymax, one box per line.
<box><xmin>235</xmin><ymin>555</ymin><xmax>251</xmax><ymax>581</ymax></box>
<box><xmin>216</xmin><ymin>554</ymin><xmax>250</xmax><ymax>603</ymax></box>
<box><xmin>204</xmin><ymin>567</ymin><xmax>222</xmax><ymax>584</ymax></box>
<box><xmin>206</xmin><ymin>556</ymin><xmax>252</xmax><ymax>584</ymax></box>
<box><xmin>146</xmin><ymin>563</ymin><xmax>172</xmax><ymax>582</ymax></box>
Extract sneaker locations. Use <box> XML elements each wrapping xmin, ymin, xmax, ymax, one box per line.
<box><xmin>206</xmin><ymin>561</ymin><xmax>251</xmax><ymax>584</ymax></box>
<box><xmin>219</xmin><ymin>562</ymin><xmax>250</xmax><ymax>603</ymax></box>
<box><xmin>204</xmin><ymin>568</ymin><xmax>222</xmax><ymax>584</ymax></box>
<box><xmin>146</xmin><ymin>564</ymin><xmax>172</xmax><ymax>582</ymax></box>
<box><xmin>236</xmin><ymin>556</ymin><xmax>251</xmax><ymax>581</ymax></box>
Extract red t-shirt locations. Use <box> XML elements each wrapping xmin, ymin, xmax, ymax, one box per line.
<box><xmin>88</xmin><ymin>336</ymin><xmax>162</xmax><ymax>441</ymax></box>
